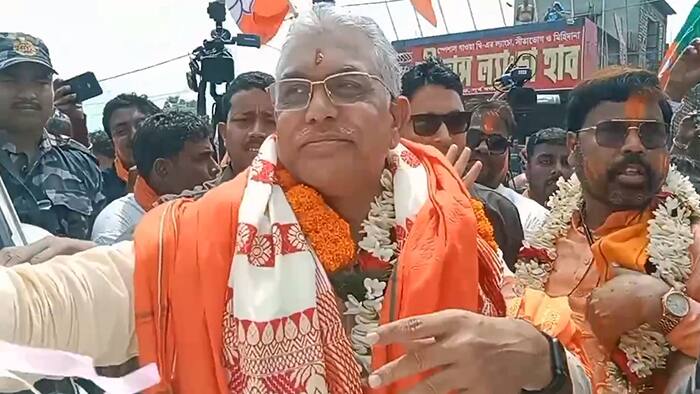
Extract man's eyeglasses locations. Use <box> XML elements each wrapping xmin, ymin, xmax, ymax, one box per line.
<box><xmin>577</xmin><ymin>119</ymin><xmax>669</xmax><ymax>150</ymax></box>
<box><xmin>411</xmin><ymin>111</ymin><xmax>470</xmax><ymax>137</ymax></box>
<box><xmin>268</xmin><ymin>71</ymin><xmax>390</xmax><ymax>112</ymax></box>
<box><xmin>466</xmin><ymin>129</ymin><xmax>510</xmax><ymax>155</ymax></box>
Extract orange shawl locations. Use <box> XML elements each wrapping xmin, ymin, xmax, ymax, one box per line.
<box><xmin>133</xmin><ymin>140</ymin><xmax>500</xmax><ymax>393</ymax></box>
<box><xmin>114</xmin><ymin>156</ymin><xmax>130</xmax><ymax>182</ymax></box>
<box><xmin>591</xmin><ymin>209</ymin><xmax>652</xmax><ymax>278</ymax></box>
<box><xmin>133</xmin><ymin>177</ymin><xmax>160</xmax><ymax>212</ymax></box>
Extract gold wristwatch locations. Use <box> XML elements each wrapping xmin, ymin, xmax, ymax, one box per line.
<box><xmin>658</xmin><ymin>289</ymin><xmax>690</xmax><ymax>335</ymax></box>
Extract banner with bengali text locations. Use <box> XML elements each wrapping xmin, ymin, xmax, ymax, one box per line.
<box><xmin>394</xmin><ymin>19</ymin><xmax>599</xmax><ymax>95</ymax></box>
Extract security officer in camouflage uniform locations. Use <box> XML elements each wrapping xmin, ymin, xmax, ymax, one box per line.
<box><xmin>0</xmin><ymin>33</ymin><xmax>104</xmax><ymax>242</ymax></box>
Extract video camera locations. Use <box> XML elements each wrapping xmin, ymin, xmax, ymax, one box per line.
<box><xmin>187</xmin><ymin>1</ymin><xmax>262</xmax><ymax>116</ymax></box>
<box><xmin>493</xmin><ymin>54</ymin><xmax>536</xmax><ymax>109</ymax></box>
<box><xmin>493</xmin><ymin>53</ymin><xmax>537</xmax><ymax>142</ymax></box>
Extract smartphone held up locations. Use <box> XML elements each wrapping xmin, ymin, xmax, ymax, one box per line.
<box><xmin>61</xmin><ymin>72</ymin><xmax>103</xmax><ymax>103</ymax></box>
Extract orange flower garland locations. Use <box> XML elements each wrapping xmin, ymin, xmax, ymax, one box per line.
<box><xmin>277</xmin><ymin>168</ymin><xmax>498</xmax><ymax>272</ymax></box>
<box><xmin>278</xmin><ymin>169</ymin><xmax>356</xmax><ymax>273</ymax></box>
<box><xmin>470</xmin><ymin>198</ymin><xmax>499</xmax><ymax>252</ymax></box>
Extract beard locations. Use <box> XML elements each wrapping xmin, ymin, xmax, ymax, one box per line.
<box><xmin>573</xmin><ymin>145</ymin><xmax>665</xmax><ymax>210</ymax></box>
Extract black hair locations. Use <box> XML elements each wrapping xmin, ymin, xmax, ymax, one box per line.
<box><xmin>400</xmin><ymin>56</ymin><xmax>463</xmax><ymax>100</ymax></box>
<box><xmin>133</xmin><ymin>110</ymin><xmax>212</xmax><ymax>179</ymax></box>
<box><xmin>526</xmin><ymin>127</ymin><xmax>567</xmax><ymax>158</ymax></box>
<box><xmin>472</xmin><ymin>100</ymin><xmax>517</xmax><ymax>137</ymax></box>
<box><xmin>89</xmin><ymin>130</ymin><xmax>115</xmax><ymax>158</ymax></box>
<box><xmin>101</xmin><ymin>93</ymin><xmax>161</xmax><ymax>137</ymax></box>
<box><xmin>566</xmin><ymin>67</ymin><xmax>673</xmax><ymax>132</ymax></box>
<box><xmin>221</xmin><ymin>71</ymin><xmax>275</xmax><ymax>118</ymax></box>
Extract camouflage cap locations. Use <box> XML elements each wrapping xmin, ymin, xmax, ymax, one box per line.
<box><xmin>0</xmin><ymin>32</ymin><xmax>56</xmax><ymax>73</ymax></box>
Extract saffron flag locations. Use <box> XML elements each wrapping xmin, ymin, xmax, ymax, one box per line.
<box><xmin>659</xmin><ymin>0</ymin><xmax>700</xmax><ymax>87</ymax></box>
<box><xmin>411</xmin><ymin>0</ymin><xmax>438</xmax><ymax>27</ymax></box>
<box><xmin>226</xmin><ymin>0</ymin><xmax>290</xmax><ymax>44</ymax></box>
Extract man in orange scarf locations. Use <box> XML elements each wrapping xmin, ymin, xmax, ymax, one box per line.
<box><xmin>0</xmin><ymin>5</ymin><xmax>587</xmax><ymax>394</ymax></box>
<box><xmin>91</xmin><ymin>110</ymin><xmax>218</xmax><ymax>245</ymax></box>
<box><xmin>516</xmin><ymin>65</ymin><xmax>700</xmax><ymax>392</ymax></box>
<box><xmin>100</xmin><ymin>94</ymin><xmax>161</xmax><ymax>206</ymax></box>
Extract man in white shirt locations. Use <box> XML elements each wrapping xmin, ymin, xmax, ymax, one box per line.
<box><xmin>91</xmin><ymin>110</ymin><xmax>218</xmax><ymax>245</ymax></box>
<box><xmin>466</xmin><ymin>100</ymin><xmax>548</xmax><ymax>239</ymax></box>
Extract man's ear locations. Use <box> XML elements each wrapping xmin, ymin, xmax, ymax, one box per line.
<box><xmin>389</xmin><ymin>96</ymin><xmax>411</xmax><ymax>147</ymax></box>
<box><xmin>153</xmin><ymin>158</ymin><xmax>170</xmax><ymax>179</ymax></box>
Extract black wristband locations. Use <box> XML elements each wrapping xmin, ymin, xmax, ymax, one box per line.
<box><xmin>522</xmin><ymin>332</ymin><xmax>571</xmax><ymax>394</ymax></box>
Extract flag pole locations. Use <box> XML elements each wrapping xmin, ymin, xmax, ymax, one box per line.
<box><xmin>437</xmin><ymin>0</ymin><xmax>450</xmax><ymax>33</ymax></box>
<box><xmin>412</xmin><ymin>5</ymin><xmax>425</xmax><ymax>37</ymax></box>
<box><xmin>498</xmin><ymin>0</ymin><xmax>507</xmax><ymax>26</ymax></box>
<box><xmin>466</xmin><ymin>0</ymin><xmax>477</xmax><ymax>30</ymax></box>
<box><xmin>383</xmin><ymin>0</ymin><xmax>400</xmax><ymax>40</ymax></box>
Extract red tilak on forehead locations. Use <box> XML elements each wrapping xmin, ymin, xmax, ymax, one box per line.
<box><xmin>315</xmin><ymin>49</ymin><xmax>324</xmax><ymax>66</ymax></box>
<box><xmin>482</xmin><ymin>113</ymin><xmax>499</xmax><ymax>133</ymax></box>
<box><xmin>624</xmin><ymin>93</ymin><xmax>651</xmax><ymax>119</ymax></box>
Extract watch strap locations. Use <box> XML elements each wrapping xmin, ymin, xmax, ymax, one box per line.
<box><xmin>522</xmin><ymin>332</ymin><xmax>571</xmax><ymax>394</ymax></box>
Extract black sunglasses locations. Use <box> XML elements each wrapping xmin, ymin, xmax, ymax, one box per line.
<box><xmin>466</xmin><ymin>129</ymin><xmax>510</xmax><ymax>154</ymax></box>
<box><xmin>411</xmin><ymin>111</ymin><xmax>470</xmax><ymax>137</ymax></box>
<box><xmin>577</xmin><ymin>119</ymin><xmax>669</xmax><ymax>150</ymax></box>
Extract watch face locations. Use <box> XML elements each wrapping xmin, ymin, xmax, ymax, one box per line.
<box><xmin>666</xmin><ymin>292</ymin><xmax>690</xmax><ymax>317</ymax></box>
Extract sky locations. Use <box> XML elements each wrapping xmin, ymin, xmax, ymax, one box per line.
<box><xmin>0</xmin><ymin>0</ymin><xmax>695</xmax><ymax>131</ymax></box>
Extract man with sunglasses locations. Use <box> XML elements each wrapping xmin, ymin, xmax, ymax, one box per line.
<box><xmin>467</xmin><ymin>100</ymin><xmax>548</xmax><ymax>239</ymax></box>
<box><xmin>400</xmin><ymin>58</ymin><xmax>525</xmax><ymax>270</ymax></box>
<box><xmin>0</xmin><ymin>5</ymin><xmax>590</xmax><ymax>394</ymax></box>
<box><xmin>515</xmin><ymin>67</ymin><xmax>700</xmax><ymax>391</ymax></box>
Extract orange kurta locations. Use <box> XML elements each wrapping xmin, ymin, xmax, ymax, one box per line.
<box><xmin>133</xmin><ymin>140</ymin><xmax>499</xmax><ymax>393</ymax></box>
<box><xmin>546</xmin><ymin>210</ymin><xmax>700</xmax><ymax>392</ymax></box>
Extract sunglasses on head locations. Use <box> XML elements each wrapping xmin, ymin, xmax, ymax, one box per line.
<box><xmin>577</xmin><ymin>119</ymin><xmax>669</xmax><ymax>150</ymax></box>
<box><xmin>466</xmin><ymin>129</ymin><xmax>510</xmax><ymax>154</ymax></box>
<box><xmin>411</xmin><ymin>111</ymin><xmax>470</xmax><ymax>137</ymax></box>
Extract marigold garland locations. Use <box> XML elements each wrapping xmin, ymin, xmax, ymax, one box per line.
<box><xmin>470</xmin><ymin>198</ymin><xmax>498</xmax><ymax>252</ymax></box>
<box><xmin>278</xmin><ymin>169</ymin><xmax>357</xmax><ymax>273</ymax></box>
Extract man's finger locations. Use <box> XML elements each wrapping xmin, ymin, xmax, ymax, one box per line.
<box><xmin>462</xmin><ymin>160</ymin><xmax>482</xmax><ymax>188</ymax></box>
<box><xmin>367</xmin><ymin>309</ymin><xmax>469</xmax><ymax>346</ymax></box>
<box><xmin>404</xmin><ymin>369</ymin><xmax>462</xmax><ymax>394</ymax></box>
<box><xmin>54</xmin><ymin>93</ymin><xmax>78</xmax><ymax>106</ymax></box>
<box><xmin>0</xmin><ymin>247</ymin><xmax>22</xmax><ymax>267</ymax></box>
<box><xmin>445</xmin><ymin>144</ymin><xmax>459</xmax><ymax>165</ymax></box>
<box><xmin>367</xmin><ymin>343</ymin><xmax>454</xmax><ymax>389</ymax></box>
<box><xmin>453</xmin><ymin>147</ymin><xmax>471</xmax><ymax>176</ymax></box>
<box><xmin>402</xmin><ymin>337</ymin><xmax>437</xmax><ymax>352</ymax></box>
<box><xmin>682</xmin><ymin>43</ymin><xmax>699</xmax><ymax>57</ymax></box>
<box><xmin>54</xmin><ymin>84</ymin><xmax>72</xmax><ymax>96</ymax></box>
<box><xmin>0</xmin><ymin>238</ymin><xmax>51</xmax><ymax>267</ymax></box>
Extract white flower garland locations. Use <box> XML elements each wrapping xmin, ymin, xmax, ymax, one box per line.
<box><xmin>346</xmin><ymin>169</ymin><xmax>398</xmax><ymax>373</ymax></box>
<box><xmin>515</xmin><ymin>166</ymin><xmax>700</xmax><ymax>389</ymax></box>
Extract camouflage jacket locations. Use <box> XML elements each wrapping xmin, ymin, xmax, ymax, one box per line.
<box><xmin>0</xmin><ymin>130</ymin><xmax>104</xmax><ymax>240</ymax></box>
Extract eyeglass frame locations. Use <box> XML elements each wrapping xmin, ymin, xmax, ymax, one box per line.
<box><xmin>575</xmin><ymin>119</ymin><xmax>670</xmax><ymax>149</ymax></box>
<box><xmin>267</xmin><ymin>71</ymin><xmax>393</xmax><ymax>112</ymax></box>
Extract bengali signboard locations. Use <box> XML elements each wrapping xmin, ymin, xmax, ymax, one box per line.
<box><xmin>394</xmin><ymin>19</ymin><xmax>599</xmax><ymax>95</ymax></box>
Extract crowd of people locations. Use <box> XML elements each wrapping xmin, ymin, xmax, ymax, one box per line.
<box><xmin>1</xmin><ymin>3</ymin><xmax>700</xmax><ymax>393</ymax></box>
